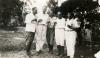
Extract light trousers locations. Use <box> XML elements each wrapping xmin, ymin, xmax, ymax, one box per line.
<box><xmin>55</xmin><ymin>28</ymin><xmax>65</xmax><ymax>46</ymax></box>
<box><xmin>65</xmin><ymin>31</ymin><xmax>77</xmax><ymax>58</ymax></box>
<box><xmin>35</xmin><ymin>24</ymin><xmax>47</xmax><ymax>51</ymax></box>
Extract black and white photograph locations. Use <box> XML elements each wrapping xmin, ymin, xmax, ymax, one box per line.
<box><xmin>0</xmin><ymin>0</ymin><xmax>100</xmax><ymax>58</ymax></box>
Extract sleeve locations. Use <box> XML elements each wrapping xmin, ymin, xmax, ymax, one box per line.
<box><xmin>25</xmin><ymin>14</ymin><xmax>30</xmax><ymax>23</ymax></box>
<box><xmin>67</xmin><ymin>20</ymin><xmax>72</xmax><ymax>26</ymax></box>
<box><xmin>25</xmin><ymin>14</ymin><xmax>35</xmax><ymax>23</ymax></box>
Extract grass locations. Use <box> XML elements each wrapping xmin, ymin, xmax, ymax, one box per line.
<box><xmin>0</xmin><ymin>29</ymin><xmax>97</xmax><ymax>58</ymax></box>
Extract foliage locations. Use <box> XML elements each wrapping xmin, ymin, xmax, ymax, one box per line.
<box><xmin>0</xmin><ymin>0</ymin><xmax>99</xmax><ymax>27</ymax></box>
<box><xmin>0</xmin><ymin>0</ymin><xmax>24</xmax><ymax>26</ymax></box>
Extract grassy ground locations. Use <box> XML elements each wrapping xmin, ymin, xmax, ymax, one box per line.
<box><xmin>0</xmin><ymin>27</ymin><xmax>98</xmax><ymax>58</ymax></box>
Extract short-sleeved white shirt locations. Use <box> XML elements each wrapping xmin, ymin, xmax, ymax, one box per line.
<box><xmin>55</xmin><ymin>18</ymin><xmax>65</xmax><ymax>29</ymax></box>
<box><xmin>65</xmin><ymin>18</ymin><xmax>72</xmax><ymax>30</ymax></box>
<box><xmin>36</xmin><ymin>14</ymin><xmax>49</xmax><ymax>25</ymax></box>
<box><xmin>25</xmin><ymin>13</ymin><xmax>37</xmax><ymax>32</ymax></box>
<box><xmin>65</xmin><ymin>18</ymin><xmax>80</xmax><ymax>30</ymax></box>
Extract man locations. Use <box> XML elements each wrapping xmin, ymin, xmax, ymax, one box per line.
<box><xmin>65</xmin><ymin>16</ymin><xmax>81</xmax><ymax>58</ymax></box>
<box><xmin>84</xmin><ymin>24</ymin><xmax>92</xmax><ymax>47</ymax></box>
<box><xmin>35</xmin><ymin>13</ymin><xmax>49</xmax><ymax>55</ymax></box>
<box><xmin>34</xmin><ymin>0</ymin><xmax>51</xmax><ymax>55</ymax></box>
<box><xmin>46</xmin><ymin>16</ymin><xmax>55</xmax><ymax>54</ymax></box>
<box><xmin>25</xmin><ymin>8</ymin><xmax>37</xmax><ymax>56</ymax></box>
<box><xmin>55</xmin><ymin>12</ymin><xmax>65</xmax><ymax>56</ymax></box>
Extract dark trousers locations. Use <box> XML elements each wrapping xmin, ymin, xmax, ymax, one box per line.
<box><xmin>46</xmin><ymin>27</ymin><xmax>55</xmax><ymax>51</ymax></box>
<box><xmin>26</xmin><ymin>32</ymin><xmax>35</xmax><ymax>53</ymax></box>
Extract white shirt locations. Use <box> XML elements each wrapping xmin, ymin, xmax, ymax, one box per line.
<box><xmin>65</xmin><ymin>18</ymin><xmax>73</xmax><ymax>30</ymax></box>
<box><xmin>25</xmin><ymin>13</ymin><xmax>37</xmax><ymax>32</ymax></box>
<box><xmin>72</xmin><ymin>18</ymin><xmax>80</xmax><ymax>28</ymax></box>
<box><xmin>55</xmin><ymin>18</ymin><xmax>65</xmax><ymax>29</ymax></box>
<box><xmin>36</xmin><ymin>14</ymin><xmax>49</xmax><ymax>25</ymax></box>
<box><xmin>65</xmin><ymin>18</ymin><xmax>80</xmax><ymax>30</ymax></box>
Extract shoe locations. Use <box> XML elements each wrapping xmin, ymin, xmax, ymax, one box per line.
<box><xmin>67</xmin><ymin>56</ymin><xmax>70</xmax><ymax>58</ymax></box>
<box><xmin>35</xmin><ymin>50</ymin><xmax>42</xmax><ymax>56</ymax></box>
<box><xmin>26</xmin><ymin>51</ymin><xmax>31</xmax><ymax>56</ymax></box>
<box><xmin>60</xmin><ymin>54</ymin><xmax>65</xmax><ymax>58</ymax></box>
<box><xmin>56</xmin><ymin>45</ymin><xmax>61</xmax><ymax>56</ymax></box>
<box><xmin>63</xmin><ymin>56</ymin><xmax>70</xmax><ymax>58</ymax></box>
<box><xmin>48</xmin><ymin>44</ymin><xmax>53</xmax><ymax>54</ymax></box>
<box><xmin>35</xmin><ymin>52</ymin><xmax>40</xmax><ymax>56</ymax></box>
<box><xmin>56</xmin><ymin>53</ymin><xmax>60</xmax><ymax>56</ymax></box>
<box><xmin>59</xmin><ymin>46</ymin><xmax>64</xmax><ymax>57</ymax></box>
<box><xmin>49</xmin><ymin>50</ymin><xmax>53</xmax><ymax>54</ymax></box>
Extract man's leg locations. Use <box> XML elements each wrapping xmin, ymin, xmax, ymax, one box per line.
<box><xmin>26</xmin><ymin>32</ymin><xmax>35</xmax><ymax>55</ymax></box>
<box><xmin>56</xmin><ymin>45</ymin><xmax>61</xmax><ymax>56</ymax></box>
<box><xmin>46</xmin><ymin>27</ymin><xmax>51</xmax><ymax>52</ymax></box>
<box><xmin>35</xmin><ymin>25</ymin><xmax>47</xmax><ymax>55</ymax></box>
<box><xmin>55</xmin><ymin>29</ymin><xmax>61</xmax><ymax>56</ymax></box>
<box><xmin>66</xmin><ymin>31</ymin><xmax>77</xmax><ymax>58</ymax></box>
<box><xmin>35</xmin><ymin>25</ymin><xmax>43</xmax><ymax>55</ymax></box>
<box><xmin>47</xmin><ymin>28</ymin><xmax>54</xmax><ymax>53</ymax></box>
<box><xmin>49</xmin><ymin>28</ymin><xmax>55</xmax><ymax>53</ymax></box>
<box><xmin>59</xmin><ymin>29</ymin><xmax>65</xmax><ymax>57</ymax></box>
<box><xmin>41</xmin><ymin>25</ymin><xmax>47</xmax><ymax>49</ymax></box>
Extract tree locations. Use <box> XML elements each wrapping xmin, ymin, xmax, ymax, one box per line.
<box><xmin>0</xmin><ymin>0</ymin><xmax>24</xmax><ymax>26</ymax></box>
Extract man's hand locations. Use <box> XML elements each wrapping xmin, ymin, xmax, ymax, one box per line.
<box><xmin>31</xmin><ymin>19</ymin><xmax>37</xmax><ymax>23</ymax></box>
<box><xmin>67</xmin><ymin>25</ymin><xmax>72</xmax><ymax>28</ymax></box>
<box><xmin>67</xmin><ymin>25</ymin><xmax>78</xmax><ymax>30</ymax></box>
<box><xmin>54</xmin><ymin>22</ymin><xmax>57</xmax><ymax>24</ymax></box>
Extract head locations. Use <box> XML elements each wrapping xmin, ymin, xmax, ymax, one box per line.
<box><xmin>67</xmin><ymin>13</ymin><xmax>72</xmax><ymax>19</ymax></box>
<box><xmin>43</xmin><ymin>6</ymin><xmax>48</xmax><ymax>14</ymax></box>
<box><xmin>26</xmin><ymin>8</ymin><xmax>32</xmax><ymax>14</ymax></box>
<box><xmin>57</xmin><ymin>12</ymin><xmax>62</xmax><ymax>19</ymax></box>
<box><xmin>32</xmin><ymin>7</ymin><xmax>37</xmax><ymax>15</ymax></box>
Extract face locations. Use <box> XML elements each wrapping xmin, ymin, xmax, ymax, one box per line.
<box><xmin>33</xmin><ymin>7</ymin><xmax>37</xmax><ymax>14</ymax></box>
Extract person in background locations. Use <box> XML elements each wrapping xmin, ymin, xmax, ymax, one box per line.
<box><xmin>54</xmin><ymin>12</ymin><xmax>65</xmax><ymax>57</ymax></box>
<box><xmin>25</xmin><ymin>7</ymin><xmax>37</xmax><ymax>56</ymax></box>
<box><xmin>65</xmin><ymin>14</ymin><xmax>81</xmax><ymax>58</ymax></box>
<box><xmin>85</xmin><ymin>24</ymin><xmax>92</xmax><ymax>47</ymax></box>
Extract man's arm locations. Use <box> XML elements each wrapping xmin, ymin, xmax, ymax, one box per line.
<box><xmin>38</xmin><ymin>19</ymin><xmax>43</xmax><ymax>23</ymax></box>
<box><xmin>67</xmin><ymin>24</ymin><xmax>79</xmax><ymax>30</ymax></box>
<box><xmin>31</xmin><ymin>19</ymin><xmax>37</xmax><ymax>23</ymax></box>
